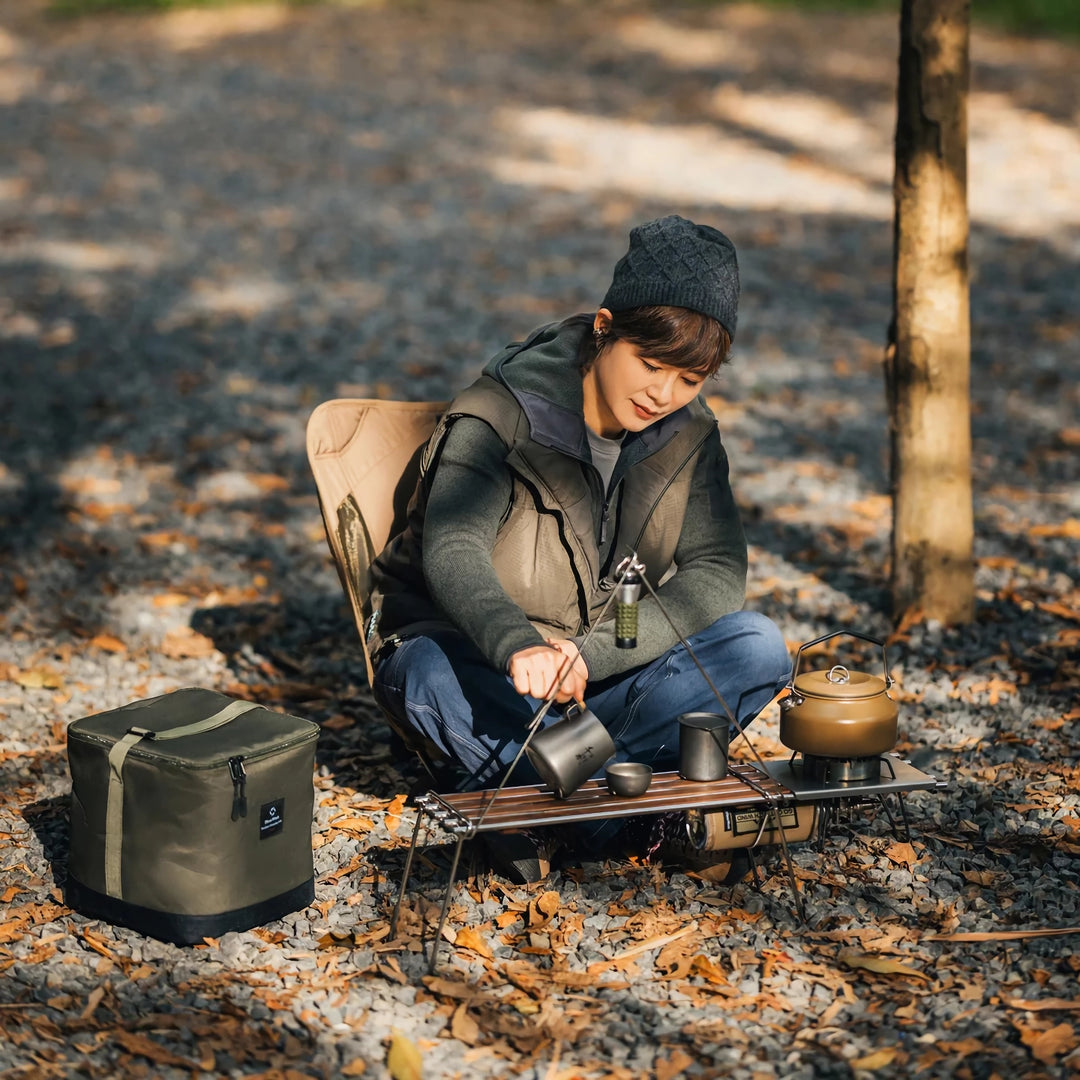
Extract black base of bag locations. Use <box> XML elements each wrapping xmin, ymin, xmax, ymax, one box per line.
<box><xmin>65</xmin><ymin>875</ymin><xmax>315</xmax><ymax>946</ymax></box>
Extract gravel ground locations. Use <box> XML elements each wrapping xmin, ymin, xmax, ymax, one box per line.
<box><xmin>0</xmin><ymin>1</ymin><xmax>1078</xmax><ymax>1077</ymax></box>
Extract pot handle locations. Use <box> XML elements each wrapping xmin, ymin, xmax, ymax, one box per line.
<box><xmin>785</xmin><ymin>629</ymin><xmax>893</xmax><ymax>696</ymax></box>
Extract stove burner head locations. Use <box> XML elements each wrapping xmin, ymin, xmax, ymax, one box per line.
<box><xmin>801</xmin><ymin>754</ymin><xmax>882</xmax><ymax>785</ymax></box>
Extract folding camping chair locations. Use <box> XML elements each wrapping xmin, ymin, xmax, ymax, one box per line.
<box><xmin>305</xmin><ymin>397</ymin><xmax>444</xmax><ymax>747</ymax></box>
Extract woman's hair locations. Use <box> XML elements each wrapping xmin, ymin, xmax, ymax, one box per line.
<box><xmin>579</xmin><ymin>305</ymin><xmax>732</xmax><ymax>376</ymax></box>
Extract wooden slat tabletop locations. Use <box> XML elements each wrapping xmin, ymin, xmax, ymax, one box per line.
<box><xmin>420</xmin><ymin>762</ymin><xmax>794</xmax><ymax>833</ymax></box>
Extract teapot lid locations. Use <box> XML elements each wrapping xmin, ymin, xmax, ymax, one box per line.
<box><xmin>792</xmin><ymin>665</ymin><xmax>888</xmax><ymax>700</ymax></box>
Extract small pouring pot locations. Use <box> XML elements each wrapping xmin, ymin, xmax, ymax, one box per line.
<box><xmin>678</xmin><ymin>712</ymin><xmax>730</xmax><ymax>782</ymax></box>
<box><xmin>526</xmin><ymin>701</ymin><xmax>616</xmax><ymax>800</ymax></box>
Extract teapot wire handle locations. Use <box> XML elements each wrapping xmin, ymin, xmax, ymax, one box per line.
<box><xmin>785</xmin><ymin>629</ymin><xmax>893</xmax><ymax>695</ymax></box>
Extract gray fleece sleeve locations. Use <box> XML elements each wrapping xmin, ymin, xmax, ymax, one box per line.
<box><xmin>420</xmin><ymin>417</ymin><xmax>547</xmax><ymax>672</ymax></box>
<box><xmin>577</xmin><ymin>429</ymin><xmax>748</xmax><ymax>681</ymax></box>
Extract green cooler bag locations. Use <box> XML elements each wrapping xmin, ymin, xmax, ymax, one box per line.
<box><xmin>66</xmin><ymin>688</ymin><xmax>320</xmax><ymax>944</ymax></box>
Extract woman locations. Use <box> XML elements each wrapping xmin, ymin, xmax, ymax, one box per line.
<box><xmin>369</xmin><ymin>215</ymin><xmax>791</xmax><ymax>880</ymax></box>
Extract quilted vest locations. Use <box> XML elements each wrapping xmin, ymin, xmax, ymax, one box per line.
<box><xmin>374</xmin><ymin>375</ymin><xmax>715</xmax><ymax>642</ymax></box>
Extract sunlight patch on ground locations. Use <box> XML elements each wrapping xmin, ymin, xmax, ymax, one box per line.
<box><xmin>0</xmin><ymin>26</ymin><xmax>41</xmax><ymax>105</ymax></box>
<box><xmin>709</xmin><ymin>85</ymin><xmax>894</xmax><ymax>189</ymax></box>
<box><xmin>612</xmin><ymin>14</ymin><xmax>754</xmax><ymax>74</ymax></box>
<box><xmin>163</xmin><ymin>278</ymin><xmax>295</xmax><ymax>323</ymax></box>
<box><xmin>507</xmin><ymin>12</ymin><xmax>1080</xmax><ymax>247</ymax></box>
<box><xmin>969</xmin><ymin>93</ymin><xmax>1080</xmax><ymax>237</ymax></box>
<box><xmin>151</xmin><ymin>4</ymin><xmax>295</xmax><ymax>53</ymax></box>
<box><xmin>0</xmin><ymin>27</ymin><xmax>19</xmax><ymax>60</ymax></box>
<box><xmin>0</xmin><ymin>239</ymin><xmax>159</xmax><ymax>272</ymax></box>
<box><xmin>0</xmin><ymin>176</ymin><xmax>29</xmax><ymax>202</ymax></box>
<box><xmin>613</xmin><ymin>12</ymin><xmax>894</xmax><ymax>85</ymax></box>
<box><xmin>490</xmin><ymin>107</ymin><xmax>891</xmax><ymax>218</ymax></box>
<box><xmin>0</xmin><ymin>460</ymin><xmax>24</xmax><ymax>495</ymax></box>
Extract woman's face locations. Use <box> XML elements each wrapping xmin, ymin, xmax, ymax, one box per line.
<box><xmin>583</xmin><ymin>337</ymin><xmax>706</xmax><ymax>438</ymax></box>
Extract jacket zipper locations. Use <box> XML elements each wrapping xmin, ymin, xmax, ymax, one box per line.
<box><xmin>625</xmin><ymin>428</ymin><xmax>713</xmax><ymax>556</ymax></box>
<box><xmin>515</xmin><ymin>471</ymin><xmax>592</xmax><ymax>634</ymax></box>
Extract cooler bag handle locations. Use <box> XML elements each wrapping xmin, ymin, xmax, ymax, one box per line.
<box><xmin>104</xmin><ymin>699</ymin><xmax>262</xmax><ymax>898</ymax></box>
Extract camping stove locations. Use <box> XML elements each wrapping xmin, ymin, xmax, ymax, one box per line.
<box><xmin>802</xmin><ymin>753</ymin><xmax>879</xmax><ymax>785</ymax></box>
<box><xmin>758</xmin><ymin>751</ymin><xmax>941</xmax><ymax>802</ymax></box>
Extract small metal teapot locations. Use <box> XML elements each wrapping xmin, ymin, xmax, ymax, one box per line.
<box><xmin>779</xmin><ymin>630</ymin><xmax>898</xmax><ymax>759</ymax></box>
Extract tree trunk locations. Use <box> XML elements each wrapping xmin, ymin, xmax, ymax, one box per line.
<box><xmin>886</xmin><ymin>0</ymin><xmax>974</xmax><ymax>625</ymax></box>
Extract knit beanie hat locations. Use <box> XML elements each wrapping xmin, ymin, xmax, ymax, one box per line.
<box><xmin>601</xmin><ymin>215</ymin><xmax>740</xmax><ymax>340</ymax></box>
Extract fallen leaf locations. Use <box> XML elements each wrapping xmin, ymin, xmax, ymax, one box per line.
<box><xmin>655</xmin><ymin>1049</ymin><xmax>695</xmax><ymax>1080</ymax></box>
<box><xmin>1036</xmin><ymin>601</ymin><xmax>1080</xmax><ymax>623</ymax></box>
<box><xmin>112</xmin><ymin>1031</ymin><xmax>195</xmax><ymax>1068</ymax></box>
<box><xmin>928</xmin><ymin>927</ymin><xmax>1080</xmax><ymax>942</ymax></box>
<box><xmin>59</xmin><ymin>475</ymin><xmax>121</xmax><ymax>497</ymax></box>
<box><xmin>589</xmin><ymin>925</ymin><xmax>698</xmax><ymax>974</ymax></box>
<box><xmin>377</xmin><ymin>958</ymin><xmax>409</xmax><ymax>986</ymax></box>
<box><xmin>850</xmin><ymin>1047</ymin><xmax>899</xmax><ymax>1070</ymax></box>
<box><xmin>341</xmin><ymin>1060</ymin><xmax>366</xmax><ymax>1077</ymax></box>
<box><xmin>386</xmin><ymin>1029</ymin><xmax>422</xmax><ymax>1080</ymax></box>
<box><xmin>453</xmin><ymin>927</ymin><xmax>493</xmax><ymax>959</ymax></box>
<box><xmin>883</xmin><ymin>841</ymin><xmax>919</xmax><ymax>869</ymax></box>
<box><xmin>80</xmin><ymin>986</ymin><xmax>105</xmax><ymax>1021</ymax></box>
<box><xmin>961</xmin><ymin>870</ymin><xmax>1006</xmax><ymax>887</ymax></box>
<box><xmin>1028</xmin><ymin>520</ymin><xmax>1080</xmax><ymax>540</ymax></box>
<box><xmin>1021</xmin><ymin>1022</ymin><xmax>1078</xmax><ymax>1064</ymax></box>
<box><xmin>525</xmin><ymin>890</ymin><xmax>561</xmax><ymax>929</ymax></box>
<box><xmin>508</xmin><ymin>991</ymin><xmax>540</xmax><ymax>1014</ymax></box>
<box><xmin>937</xmin><ymin>1037</ymin><xmax>983</xmax><ymax>1057</ymax></box>
<box><xmin>384</xmin><ymin>792</ymin><xmax>408</xmax><ymax>833</ymax></box>
<box><xmin>152</xmin><ymin>593</ymin><xmax>191</xmax><ymax>608</ymax></box>
<box><xmin>838</xmin><ymin>949</ymin><xmax>930</xmax><ymax>982</ymax></box>
<box><xmin>1005</xmin><ymin>998</ymin><xmax>1080</xmax><ymax>1012</ymax></box>
<box><xmin>89</xmin><ymin>633</ymin><xmax>127</xmax><ymax>654</ymax></box>
<box><xmin>247</xmin><ymin>472</ymin><xmax>291</xmax><ymax>492</ymax></box>
<box><xmin>450</xmin><ymin>1003</ymin><xmax>480</xmax><ymax>1046</ymax></box>
<box><xmin>14</xmin><ymin>666</ymin><xmax>64</xmax><ymax>690</ymax></box>
<box><xmin>321</xmin><ymin>714</ymin><xmax>356</xmax><ymax>732</ymax></box>
<box><xmin>330</xmin><ymin>816</ymin><xmax>375</xmax><ymax>834</ymax></box>
<box><xmin>139</xmin><ymin>530</ymin><xmax>197</xmax><ymax>551</ymax></box>
<box><xmin>160</xmin><ymin>627</ymin><xmax>218</xmax><ymax>660</ymax></box>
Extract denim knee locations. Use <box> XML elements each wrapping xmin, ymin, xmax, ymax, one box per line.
<box><xmin>728</xmin><ymin>609</ymin><xmax>792</xmax><ymax>685</ymax></box>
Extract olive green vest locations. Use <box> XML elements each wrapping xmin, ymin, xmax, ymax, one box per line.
<box><xmin>372</xmin><ymin>375</ymin><xmax>715</xmax><ymax>643</ymax></box>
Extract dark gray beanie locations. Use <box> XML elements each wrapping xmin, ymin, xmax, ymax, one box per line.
<box><xmin>601</xmin><ymin>214</ymin><xmax>740</xmax><ymax>340</ymax></box>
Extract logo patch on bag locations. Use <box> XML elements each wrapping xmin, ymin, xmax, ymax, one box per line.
<box><xmin>259</xmin><ymin>799</ymin><xmax>285</xmax><ymax>838</ymax></box>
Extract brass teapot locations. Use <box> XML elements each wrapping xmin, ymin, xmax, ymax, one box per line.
<box><xmin>779</xmin><ymin>630</ymin><xmax>898</xmax><ymax>759</ymax></box>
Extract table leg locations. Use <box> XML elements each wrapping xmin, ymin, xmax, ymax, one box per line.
<box><xmin>428</xmin><ymin>834</ymin><xmax>466</xmax><ymax>976</ymax></box>
<box><xmin>391</xmin><ymin>799</ymin><xmax>428</xmax><ymax>938</ymax></box>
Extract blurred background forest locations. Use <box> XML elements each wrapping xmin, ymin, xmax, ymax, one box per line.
<box><xmin>1</xmin><ymin>1</ymin><xmax>1078</xmax><ymax>1076</ymax></box>
<box><xmin>47</xmin><ymin>0</ymin><xmax>1080</xmax><ymax>39</ymax></box>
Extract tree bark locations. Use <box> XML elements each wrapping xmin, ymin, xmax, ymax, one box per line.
<box><xmin>886</xmin><ymin>0</ymin><xmax>974</xmax><ymax>624</ymax></box>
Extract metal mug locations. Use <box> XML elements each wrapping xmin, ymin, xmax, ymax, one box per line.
<box><xmin>526</xmin><ymin>702</ymin><xmax>616</xmax><ymax>800</ymax></box>
<box><xmin>678</xmin><ymin>712</ymin><xmax>730</xmax><ymax>781</ymax></box>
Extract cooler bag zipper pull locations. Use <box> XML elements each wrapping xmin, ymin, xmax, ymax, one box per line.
<box><xmin>229</xmin><ymin>756</ymin><xmax>247</xmax><ymax>820</ymax></box>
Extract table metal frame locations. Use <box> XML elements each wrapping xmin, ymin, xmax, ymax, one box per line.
<box><xmin>389</xmin><ymin>756</ymin><xmax>943</xmax><ymax>973</ymax></box>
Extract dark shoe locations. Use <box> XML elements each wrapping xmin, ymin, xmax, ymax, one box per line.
<box><xmin>482</xmin><ymin>828</ymin><xmax>561</xmax><ymax>885</ymax></box>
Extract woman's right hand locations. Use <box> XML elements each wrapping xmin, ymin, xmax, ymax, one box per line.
<box><xmin>508</xmin><ymin>642</ymin><xmax>588</xmax><ymax>706</ymax></box>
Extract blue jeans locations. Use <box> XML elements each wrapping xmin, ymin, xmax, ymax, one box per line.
<box><xmin>372</xmin><ymin>609</ymin><xmax>792</xmax><ymax>794</ymax></box>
